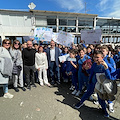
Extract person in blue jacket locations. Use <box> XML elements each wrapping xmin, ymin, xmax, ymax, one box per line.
<box><xmin>60</xmin><ymin>47</ymin><xmax>69</xmax><ymax>82</ymax></box>
<box><xmin>65</xmin><ymin>49</ymin><xmax>78</xmax><ymax>93</ymax></box>
<box><xmin>75</xmin><ymin>50</ymin><xmax>111</xmax><ymax>117</ymax></box>
<box><xmin>101</xmin><ymin>45</ymin><xmax>116</xmax><ymax>113</ymax></box>
<box><xmin>74</xmin><ymin>48</ymin><xmax>91</xmax><ymax>96</ymax></box>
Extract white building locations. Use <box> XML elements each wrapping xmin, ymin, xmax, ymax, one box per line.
<box><xmin>0</xmin><ymin>9</ymin><xmax>120</xmax><ymax>45</ymax></box>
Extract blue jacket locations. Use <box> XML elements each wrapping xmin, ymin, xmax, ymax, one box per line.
<box><xmin>103</xmin><ymin>55</ymin><xmax>116</xmax><ymax>73</ymax></box>
<box><xmin>46</xmin><ymin>47</ymin><xmax>60</xmax><ymax>67</ymax></box>
<box><xmin>104</xmin><ymin>67</ymin><xmax>120</xmax><ymax>80</ymax></box>
<box><xmin>78</xmin><ymin>54</ymin><xmax>91</xmax><ymax>72</ymax></box>
<box><xmin>89</xmin><ymin>63</ymin><xmax>110</xmax><ymax>84</ymax></box>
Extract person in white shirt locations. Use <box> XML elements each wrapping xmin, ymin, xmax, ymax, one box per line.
<box><xmin>35</xmin><ymin>46</ymin><xmax>51</xmax><ymax>87</ymax></box>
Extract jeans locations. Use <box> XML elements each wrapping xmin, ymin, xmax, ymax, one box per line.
<box><xmin>49</xmin><ymin>62</ymin><xmax>60</xmax><ymax>82</ymax></box>
<box><xmin>0</xmin><ymin>84</ymin><xmax>8</xmax><ymax>94</ymax></box>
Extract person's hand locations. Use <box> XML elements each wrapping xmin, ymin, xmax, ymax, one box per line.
<box><xmin>69</xmin><ymin>71</ymin><xmax>72</xmax><ymax>75</ymax></box>
<box><xmin>100</xmin><ymin>61</ymin><xmax>108</xmax><ymax>69</ymax></box>
<box><xmin>84</xmin><ymin>63</ymin><xmax>90</xmax><ymax>70</ymax></box>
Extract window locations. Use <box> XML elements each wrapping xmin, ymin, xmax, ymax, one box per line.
<box><xmin>59</xmin><ymin>19</ymin><xmax>67</xmax><ymax>25</ymax></box>
<box><xmin>47</xmin><ymin>19</ymin><xmax>56</xmax><ymax>25</ymax></box>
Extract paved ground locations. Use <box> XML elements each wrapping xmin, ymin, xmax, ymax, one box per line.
<box><xmin>0</xmin><ymin>83</ymin><xmax>120</xmax><ymax>120</ymax></box>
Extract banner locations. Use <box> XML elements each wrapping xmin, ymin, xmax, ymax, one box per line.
<box><xmin>57</xmin><ymin>31</ymin><xmax>75</xmax><ymax>47</ymax></box>
<box><xmin>52</xmin><ymin>33</ymin><xmax>59</xmax><ymax>43</ymax></box>
<box><xmin>34</xmin><ymin>27</ymin><xmax>53</xmax><ymax>41</ymax></box>
<box><xmin>81</xmin><ymin>29</ymin><xmax>102</xmax><ymax>44</ymax></box>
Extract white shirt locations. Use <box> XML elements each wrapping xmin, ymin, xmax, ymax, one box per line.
<box><xmin>50</xmin><ymin>47</ymin><xmax>55</xmax><ymax>61</ymax></box>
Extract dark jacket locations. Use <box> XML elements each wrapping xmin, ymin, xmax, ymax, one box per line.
<box><xmin>46</xmin><ymin>47</ymin><xmax>60</xmax><ymax>67</ymax></box>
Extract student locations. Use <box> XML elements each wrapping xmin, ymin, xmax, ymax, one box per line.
<box><xmin>74</xmin><ymin>48</ymin><xmax>91</xmax><ymax>96</ymax></box>
<box><xmin>101</xmin><ymin>45</ymin><xmax>116</xmax><ymax>113</ymax></box>
<box><xmin>75</xmin><ymin>51</ymin><xmax>110</xmax><ymax>117</ymax></box>
<box><xmin>65</xmin><ymin>50</ymin><xmax>78</xmax><ymax>94</ymax></box>
<box><xmin>60</xmin><ymin>47</ymin><xmax>69</xmax><ymax>82</ymax></box>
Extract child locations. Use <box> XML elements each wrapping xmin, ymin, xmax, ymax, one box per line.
<box><xmin>75</xmin><ymin>51</ymin><xmax>111</xmax><ymax>117</ymax></box>
<box><xmin>65</xmin><ymin>50</ymin><xmax>78</xmax><ymax>94</ymax></box>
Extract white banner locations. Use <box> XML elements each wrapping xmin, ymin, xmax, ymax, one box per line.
<box><xmin>34</xmin><ymin>27</ymin><xmax>53</xmax><ymax>41</ymax></box>
<box><xmin>81</xmin><ymin>29</ymin><xmax>102</xmax><ymax>44</ymax></box>
<box><xmin>52</xmin><ymin>33</ymin><xmax>59</xmax><ymax>43</ymax></box>
<box><xmin>57</xmin><ymin>31</ymin><xmax>75</xmax><ymax>47</ymax></box>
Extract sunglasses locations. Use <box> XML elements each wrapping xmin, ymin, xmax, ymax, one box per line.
<box><xmin>3</xmin><ymin>42</ymin><xmax>10</xmax><ymax>45</ymax></box>
<box><xmin>14</xmin><ymin>42</ymin><xmax>20</xmax><ymax>45</ymax></box>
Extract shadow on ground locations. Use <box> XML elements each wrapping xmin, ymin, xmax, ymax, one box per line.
<box><xmin>55</xmin><ymin>83</ymin><xmax>120</xmax><ymax>120</ymax></box>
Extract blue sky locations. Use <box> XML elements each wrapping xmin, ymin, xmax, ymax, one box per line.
<box><xmin>0</xmin><ymin>0</ymin><xmax>120</xmax><ymax>18</ymax></box>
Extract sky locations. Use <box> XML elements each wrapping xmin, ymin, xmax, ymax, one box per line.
<box><xmin>0</xmin><ymin>0</ymin><xmax>120</xmax><ymax>18</ymax></box>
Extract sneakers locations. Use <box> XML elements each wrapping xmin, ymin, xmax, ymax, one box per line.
<box><xmin>75</xmin><ymin>102</ymin><xmax>84</xmax><ymax>109</ymax></box>
<box><xmin>21</xmin><ymin>87</ymin><xmax>26</xmax><ymax>91</ymax></box>
<box><xmin>4</xmin><ymin>93</ymin><xmax>14</xmax><ymax>99</ymax></box>
<box><xmin>117</xmin><ymin>83</ymin><xmax>120</xmax><ymax>87</ymax></box>
<box><xmin>72</xmin><ymin>89</ymin><xmax>77</xmax><ymax>95</ymax></box>
<box><xmin>75</xmin><ymin>90</ymin><xmax>81</xmax><ymax>96</ymax></box>
<box><xmin>31</xmin><ymin>84</ymin><xmax>37</xmax><ymax>88</ymax></box>
<box><xmin>45</xmin><ymin>83</ymin><xmax>51</xmax><ymax>87</ymax></box>
<box><xmin>26</xmin><ymin>85</ymin><xmax>31</xmax><ymax>90</ymax></box>
<box><xmin>102</xmin><ymin>110</ymin><xmax>109</xmax><ymax>118</ymax></box>
<box><xmin>108</xmin><ymin>103</ymin><xmax>114</xmax><ymax>113</ymax></box>
<box><xmin>89</xmin><ymin>96</ymin><xmax>94</xmax><ymax>101</ymax></box>
<box><xmin>14</xmin><ymin>87</ymin><xmax>19</xmax><ymax>92</ymax></box>
<box><xmin>69</xmin><ymin>85</ymin><xmax>75</xmax><ymax>91</ymax></box>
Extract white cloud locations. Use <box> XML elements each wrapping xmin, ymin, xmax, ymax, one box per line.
<box><xmin>97</xmin><ymin>0</ymin><xmax>120</xmax><ymax>18</ymax></box>
<box><xmin>55</xmin><ymin>0</ymin><xmax>85</xmax><ymax>13</ymax></box>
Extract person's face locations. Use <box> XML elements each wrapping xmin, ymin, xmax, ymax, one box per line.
<box><xmin>50</xmin><ymin>41</ymin><xmax>55</xmax><ymax>48</ymax></box>
<box><xmin>83</xmin><ymin>48</ymin><xmax>87</xmax><ymax>53</ymax></box>
<box><xmin>27</xmin><ymin>41</ymin><xmax>33</xmax><ymax>49</ymax></box>
<box><xmin>93</xmin><ymin>54</ymin><xmax>97</xmax><ymax>63</ymax></box>
<box><xmin>70</xmin><ymin>53</ymin><xmax>75</xmax><ymax>58</ymax></box>
<box><xmin>39</xmin><ymin>47</ymin><xmax>43</xmax><ymax>52</ymax></box>
<box><xmin>3</xmin><ymin>41</ymin><xmax>11</xmax><ymax>49</ymax></box>
<box><xmin>34</xmin><ymin>45</ymin><xmax>39</xmax><ymax>50</ymax></box>
<box><xmin>64</xmin><ymin>48</ymin><xmax>68</xmax><ymax>53</ymax></box>
<box><xmin>90</xmin><ymin>45</ymin><xmax>94</xmax><ymax>49</ymax></box>
<box><xmin>96</xmin><ymin>54</ymin><xmax>103</xmax><ymax>64</ymax></box>
<box><xmin>87</xmin><ymin>48</ymin><xmax>91</xmax><ymax>53</ymax></box>
<box><xmin>79</xmin><ymin>50</ymin><xmax>85</xmax><ymax>58</ymax></box>
<box><xmin>14</xmin><ymin>41</ymin><xmax>20</xmax><ymax>49</ymax></box>
<box><xmin>102</xmin><ymin>49</ymin><xmax>108</xmax><ymax>57</ymax></box>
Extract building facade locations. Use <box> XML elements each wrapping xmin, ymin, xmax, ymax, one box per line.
<box><xmin>0</xmin><ymin>9</ymin><xmax>120</xmax><ymax>45</ymax></box>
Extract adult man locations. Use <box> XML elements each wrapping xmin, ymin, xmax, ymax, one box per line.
<box><xmin>22</xmin><ymin>40</ymin><xmax>36</xmax><ymax>89</ymax></box>
<box><xmin>46</xmin><ymin>40</ymin><xmax>61</xmax><ymax>85</ymax></box>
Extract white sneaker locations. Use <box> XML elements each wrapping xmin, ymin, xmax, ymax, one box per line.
<box><xmin>72</xmin><ymin>89</ymin><xmax>77</xmax><ymax>95</ymax></box>
<box><xmin>93</xmin><ymin>93</ymin><xmax>98</xmax><ymax>98</ymax></box>
<box><xmin>117</xmin><ymin>83</ymin><xmax>120</xmax><ymax>87</ymax></box>
<box><xmin>108</xmin><ymin>103</ymin><xmax>114</xmax><ymax>113</ymax></box>
<box><xmin>75</xmin><ymin>90</ymin><xmax>81</xmax><ymax>96</ymax></box>
<box><xmin>4</xmin><ymin>93</ymin><xmax>14</xmax><ymax>99</ymax></box>
<box><xmin>69</xmin><ymin>85</ymin><xmax>75</xmax><ymax>91</ymax></box>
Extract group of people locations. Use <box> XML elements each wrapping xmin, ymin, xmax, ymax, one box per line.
<box><xmin>0</xmin><ymin>38</ymin><xmax>120</xmax><ymax>118</ymax></box>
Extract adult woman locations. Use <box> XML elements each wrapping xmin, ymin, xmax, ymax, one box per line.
<box><xmin>0</xmin><ymin>39</ymin><xmax>13</xmax><ymax>98</ymax></box>
<box><xmin>10</xmin><ymin>40</ymin><xmax>26</xmax><ymax>92</ymax></box>
<box><xmin>35</xmin><ymin>46</ymin><xmax>51</xmax><ymax>87</ymax></box>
